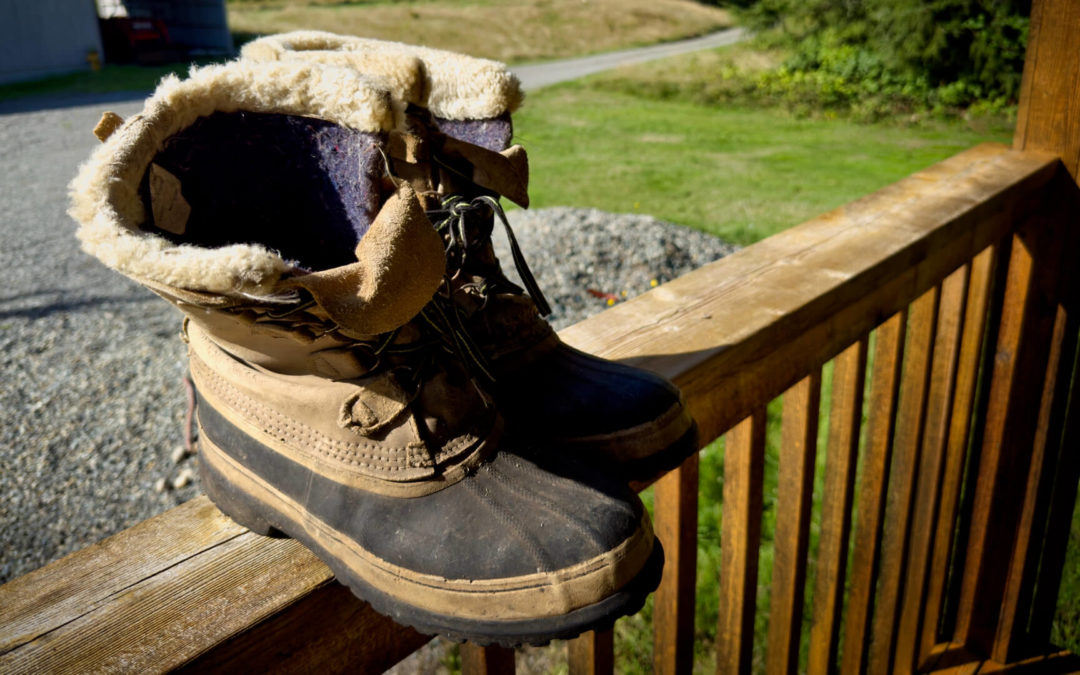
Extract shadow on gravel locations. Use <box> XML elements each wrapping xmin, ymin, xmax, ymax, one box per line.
<box><xmin>0</xmin><ymin>290</ymin><xmax>156</xmax><ymax>320</ymax></box>
<box><xmin>0</xmin><ymin>90</ymin><xmax>148</xmax><ymax>116</ymax></box>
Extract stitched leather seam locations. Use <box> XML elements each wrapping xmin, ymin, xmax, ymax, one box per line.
<box><xmin>192</xmin><ymin>356</ymin><xmax>421</xmax><ymax>471</ymax></box>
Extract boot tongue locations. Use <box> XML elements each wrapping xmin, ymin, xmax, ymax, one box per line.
<box><xmin>284</xmin><ymin>183</ymin><xmax>446</xmax><ymax>336</ymax></box>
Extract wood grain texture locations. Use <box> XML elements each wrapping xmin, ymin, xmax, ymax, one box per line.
<box><xmin>868</xmin><ymin>286</ymin><xmax>940</xmax><ymax>674</ymax></box>
<box><xmin>995</xmin><ymin>0</ymin><xmax>1080</xmax><ymax>657</ymax></box>
<box><xmin>177</xmin><ymin>583</ymin><xmax>430</xmax><ymax>674</ymax></box>
<box><xmin>568</xmin><ymin>629</ymin><xmax>614</xmax><ymax>675</ymax></box>
<box><xmin>894</xmin><ymin>266</ymin><xmax>970</xmax><ymax>674</ymax></box>
<box><xmin>994</xmin><ymin>278</ymin><xmax>1079</xmax><ymax>662</ymax></box>
<box><xmin>559</xmin><ymin>145</ymin><xmax>1057</xmax><ymax>445</ymax></box>
<box><xmin>461</xmin><ymin>644</ymin><xmax>515</xmax><ymax>675</ymax></box>
<box><xmin>716</xmin><ymin>412</ymin><xmax>767</xmax><ymax>675</ymax></box>
<box><xmin>0</xmin><ymin>496</ymin><xmax>427</xmax><ymax>675</ymax></box>
<box><xmin>842</xmin><ymin>311</ymin><xmax>908</xmax><ymax>675</ymax></box>
<box><xmin>766</xmin><ymin>372</ymin><xmax>822</xmax><ymax>675</ymax></box>
<box><xmin>0</xmin><ymin>497</ymin><xmax>339</xmax><ymax>674</ymax></box>
<box><xmin>653</xmin><ymin>455</ymin><xmax>700</xmax><ymax>675</ymax></box>
<box><xmin>920</xmin><ymin>245</ymin><xmax>999</xmax><ymax>661</ymax></box>
<box><xmin>0</xmin><ymin>498</ymin><xmax>245</xmax><ymax>656</ymax></box>
<box><xmin>1028</xmin><ymin>310</ymin><xmax>1080</xmax><ymax>644</ymax></box>
<box><xmin>925</xmin><ymin>649</ymin><xmax>1080</xmax><ymax>674</ymax></box>
<box><xmin>953</xmin><ymin>206</ymin><xmax>1067</xmax><ymax>656</ymax></box>
<box><xmin>807</xmin><ymin>338</ymin><xmax>868</xmax><ymax>675</ymax></box>
<box><xmin>1013</xmin><ymin>0</ymin><xmax>1080</xmax><ymax>182</ymax></box>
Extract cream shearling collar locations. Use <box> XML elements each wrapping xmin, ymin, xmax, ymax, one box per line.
<box><xmin>69</xmin><ymin>59</ymin><xmax>396</xmax><ymax>296</ymax></box>
<box><xmin>240</xmin><ymin>31</ymin><xmax>524</xmax><ymax>121</ymax></box>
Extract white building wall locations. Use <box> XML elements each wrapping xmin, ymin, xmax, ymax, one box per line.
<box><xmin>0</xmin><ymin>0</ymin><xmax>105</xmax><ymax>84</ymax></box>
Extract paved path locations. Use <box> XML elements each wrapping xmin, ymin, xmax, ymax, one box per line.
<box><xmin>514</xmin><ymin>27</ymin><xmax>746</xmax><ymax>90</ymax></box>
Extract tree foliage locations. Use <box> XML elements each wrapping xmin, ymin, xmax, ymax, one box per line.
<box><xmin>732</xmin><ymin>0</ymin><xmax>1030</xmax><ymax>116</ymax></box>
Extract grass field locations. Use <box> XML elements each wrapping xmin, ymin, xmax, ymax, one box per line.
<box><xmin>514</xmin><ymin>82</ymin><xmax>1012</xmax><ymax>245</ymax></box>
<box><xmin>227</xmin><ymin>0</ymin><xmax>732</xmax><ymax>63</ymax></box>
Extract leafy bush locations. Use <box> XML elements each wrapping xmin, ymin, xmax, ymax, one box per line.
<box><xmin>719</xmin><ymin>0</ymin><xmax>1030</xmax><ymax>118</ymax></box>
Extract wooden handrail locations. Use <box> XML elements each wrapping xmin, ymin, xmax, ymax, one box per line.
<box><xmin>0</xmin><ymin>142</ymin><xmax>1066</xmax><ymax>674</ymax></box>
<box><xmin>561</xmin><ymin>144</ymin><xmax>1058</xmax><ymax>439</ymax></box>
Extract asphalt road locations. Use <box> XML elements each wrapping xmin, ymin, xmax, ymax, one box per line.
<box><xmin>513</xmin><ymin>27</ymin><xmax>745</xmax><ymax>90</ymax></box>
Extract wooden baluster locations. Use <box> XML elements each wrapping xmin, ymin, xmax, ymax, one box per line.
<box><xmin>867</xmin><ymin>286</ymin><xmax>940</xmax><ymax>673</ymax></box>
<box><xmin>568</xmin><ymin>630</ymin><xmax>613</xmax><ymax>675</ymax></box>
<box><xmin>894</xmin><ymin>266</ymin><xmax>970</xmax><ymax>673</ymax></box>
<box><xmin>807</xmin><ymin>338</ymin><xmax>868</xmax><ymax>675</ymax></box>
<box><xmin>766</xmin><ymin>372</ymin><xmax>822</xmax><ymax>675</ymax></box>
<box><xmin>994</xmin><ymin>264</ymin><xmax>1080</xmax><ymax>661</ymax></box>
<box><xmin>653</xmin><ymin>454</ymin><xmax>700</xmax><ymax>675</ymax></box>
<box><xmin>461</xmin><ymin>644</ymin><xmax>515</xmax><ymax>675</ymax></box>
<box><xmin>952</xmin><ymin>200</ymin><xmax>1069</xmax><ymax>659</ymax></box>
<box><xmin>716</xmin><ymin>410</ymin><xmax>767</xmax><ymax>675</ymax></box>
<box><xmin>919</xmin><ymin>245</ymin><xmax>1000</xmax><ymax>662</ymax></box>
<box><xmin>1027</xmin><ymin>306</ymin><xmax>1080</xmax><ymax>643</ymax></box>
<box><xmin>841</xmin><ymin>310</ymin><xmax>907</xmax><ymax>675</ymax></box>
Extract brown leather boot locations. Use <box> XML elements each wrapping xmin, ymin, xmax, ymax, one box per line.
<box><xmin>70</xmin><ymin>59</ymin><xmax>661</xmax><ymax>646</ymax></box>
<box><xmin>241</xmin><ymin>32</ymin><xmax>699</xmax><ymax>483</ymax></box>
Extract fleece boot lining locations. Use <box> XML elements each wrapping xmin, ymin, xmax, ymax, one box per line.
<box><xmin>146</xmin><ymin>111</ymin><xmax>384</xmax><ymax>272</ymax></box>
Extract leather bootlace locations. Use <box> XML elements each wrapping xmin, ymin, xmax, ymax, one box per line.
<box><xmin>426</xmin><ymin>195</ymin><xmax>552</xmax><ymax>317</ymax></box>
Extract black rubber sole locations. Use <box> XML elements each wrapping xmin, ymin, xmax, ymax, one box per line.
<box><xmin>198</xmin><ymin>443</ymin><xmax>664</xmax><ymax>648</ymax></box>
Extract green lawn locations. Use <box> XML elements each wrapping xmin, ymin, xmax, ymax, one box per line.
<box><xmin>515</xmin><ymin>80</ymin><xmax>1012</xmax><ymax>246</ymax></box>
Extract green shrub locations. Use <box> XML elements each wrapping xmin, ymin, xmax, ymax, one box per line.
<box><xmin>725</xmin><ymin>0</ymin><xmax>1030</xmax><ymax>118</ymax></box>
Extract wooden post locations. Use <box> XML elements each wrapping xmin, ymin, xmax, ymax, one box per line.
<box><xmin>1013</xmin><ymin>0</ymin><xmax>1080</xmax><ymax>183</ymax></box>
<box><xmin>954</xmin><ymin>0</ymin><xmax>1080</xmax><ymax>660</ymax></box>
<box><xmin>841</xmin><ymin>311</ymin><xmax>907</xmax><ymax>675</ymax></box>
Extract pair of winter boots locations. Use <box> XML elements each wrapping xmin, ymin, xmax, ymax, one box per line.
<box><xmin>70</xmin><ymin>32</ymin><xmax>697</xmax><ymax>645</ymax></box>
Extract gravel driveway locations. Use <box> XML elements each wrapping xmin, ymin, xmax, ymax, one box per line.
<box><xmin>0</xmin><ymin>88</ymin><xmax>734</xmax><ymax>584</ymax></box>
<box><xmin>0</xmin><ymin>97</ymin><xmax>200</xmax><ymax>582</ymax></box>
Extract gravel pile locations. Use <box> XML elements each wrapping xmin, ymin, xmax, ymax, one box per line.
<box><xmin>0</xmin><ymin>99</ymin><xmax>736</xmax><ymax>585</ymax></box>
<box><xmin>496</xmin><ymin>207</ymin><xmax>737</xmax><ymax>331</ymax></box>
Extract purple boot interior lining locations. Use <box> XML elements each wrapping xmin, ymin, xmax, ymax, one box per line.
<box><xmin>435</xmin><ymin>113</ymin><xmax>513</xmax><ymax>152</ymax></box>
<box><xmin>147</xmin><ymin>111</ymin><xmax>384</xmax><ymax>272</ymax></box>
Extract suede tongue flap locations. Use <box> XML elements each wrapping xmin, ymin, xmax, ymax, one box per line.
<box><xmin>284</xmin><ymin>184</ymin><xmax>446</xmax><ymax>336</ymax></box>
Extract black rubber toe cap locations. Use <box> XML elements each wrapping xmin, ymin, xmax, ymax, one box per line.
<box><xmin>340</xmin><ymin>450</ymin><xmax>645</xmax><ymax>580</ymax></box>
<box><xmin>496</xmin><ymin>342</ymin><xmax>682</xmax><ymax>438</ymax></box>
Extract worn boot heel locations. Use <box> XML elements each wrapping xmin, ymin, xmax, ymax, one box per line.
<box><xmin>199</xmin><ymin>451</ymin><xmax>286</xmax><ymax>538</ymax></box>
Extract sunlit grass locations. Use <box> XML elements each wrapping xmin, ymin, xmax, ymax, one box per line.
<box><xmin>514</xmin><ymin>78</ymin><xmax>1012</xmax><ymax>246</ymax></box>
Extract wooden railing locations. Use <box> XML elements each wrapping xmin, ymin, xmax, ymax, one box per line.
<box><xmin>2</xmin><ymin>1</ymin><xmax>1079</xmax><ymax>673</ymax></box>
